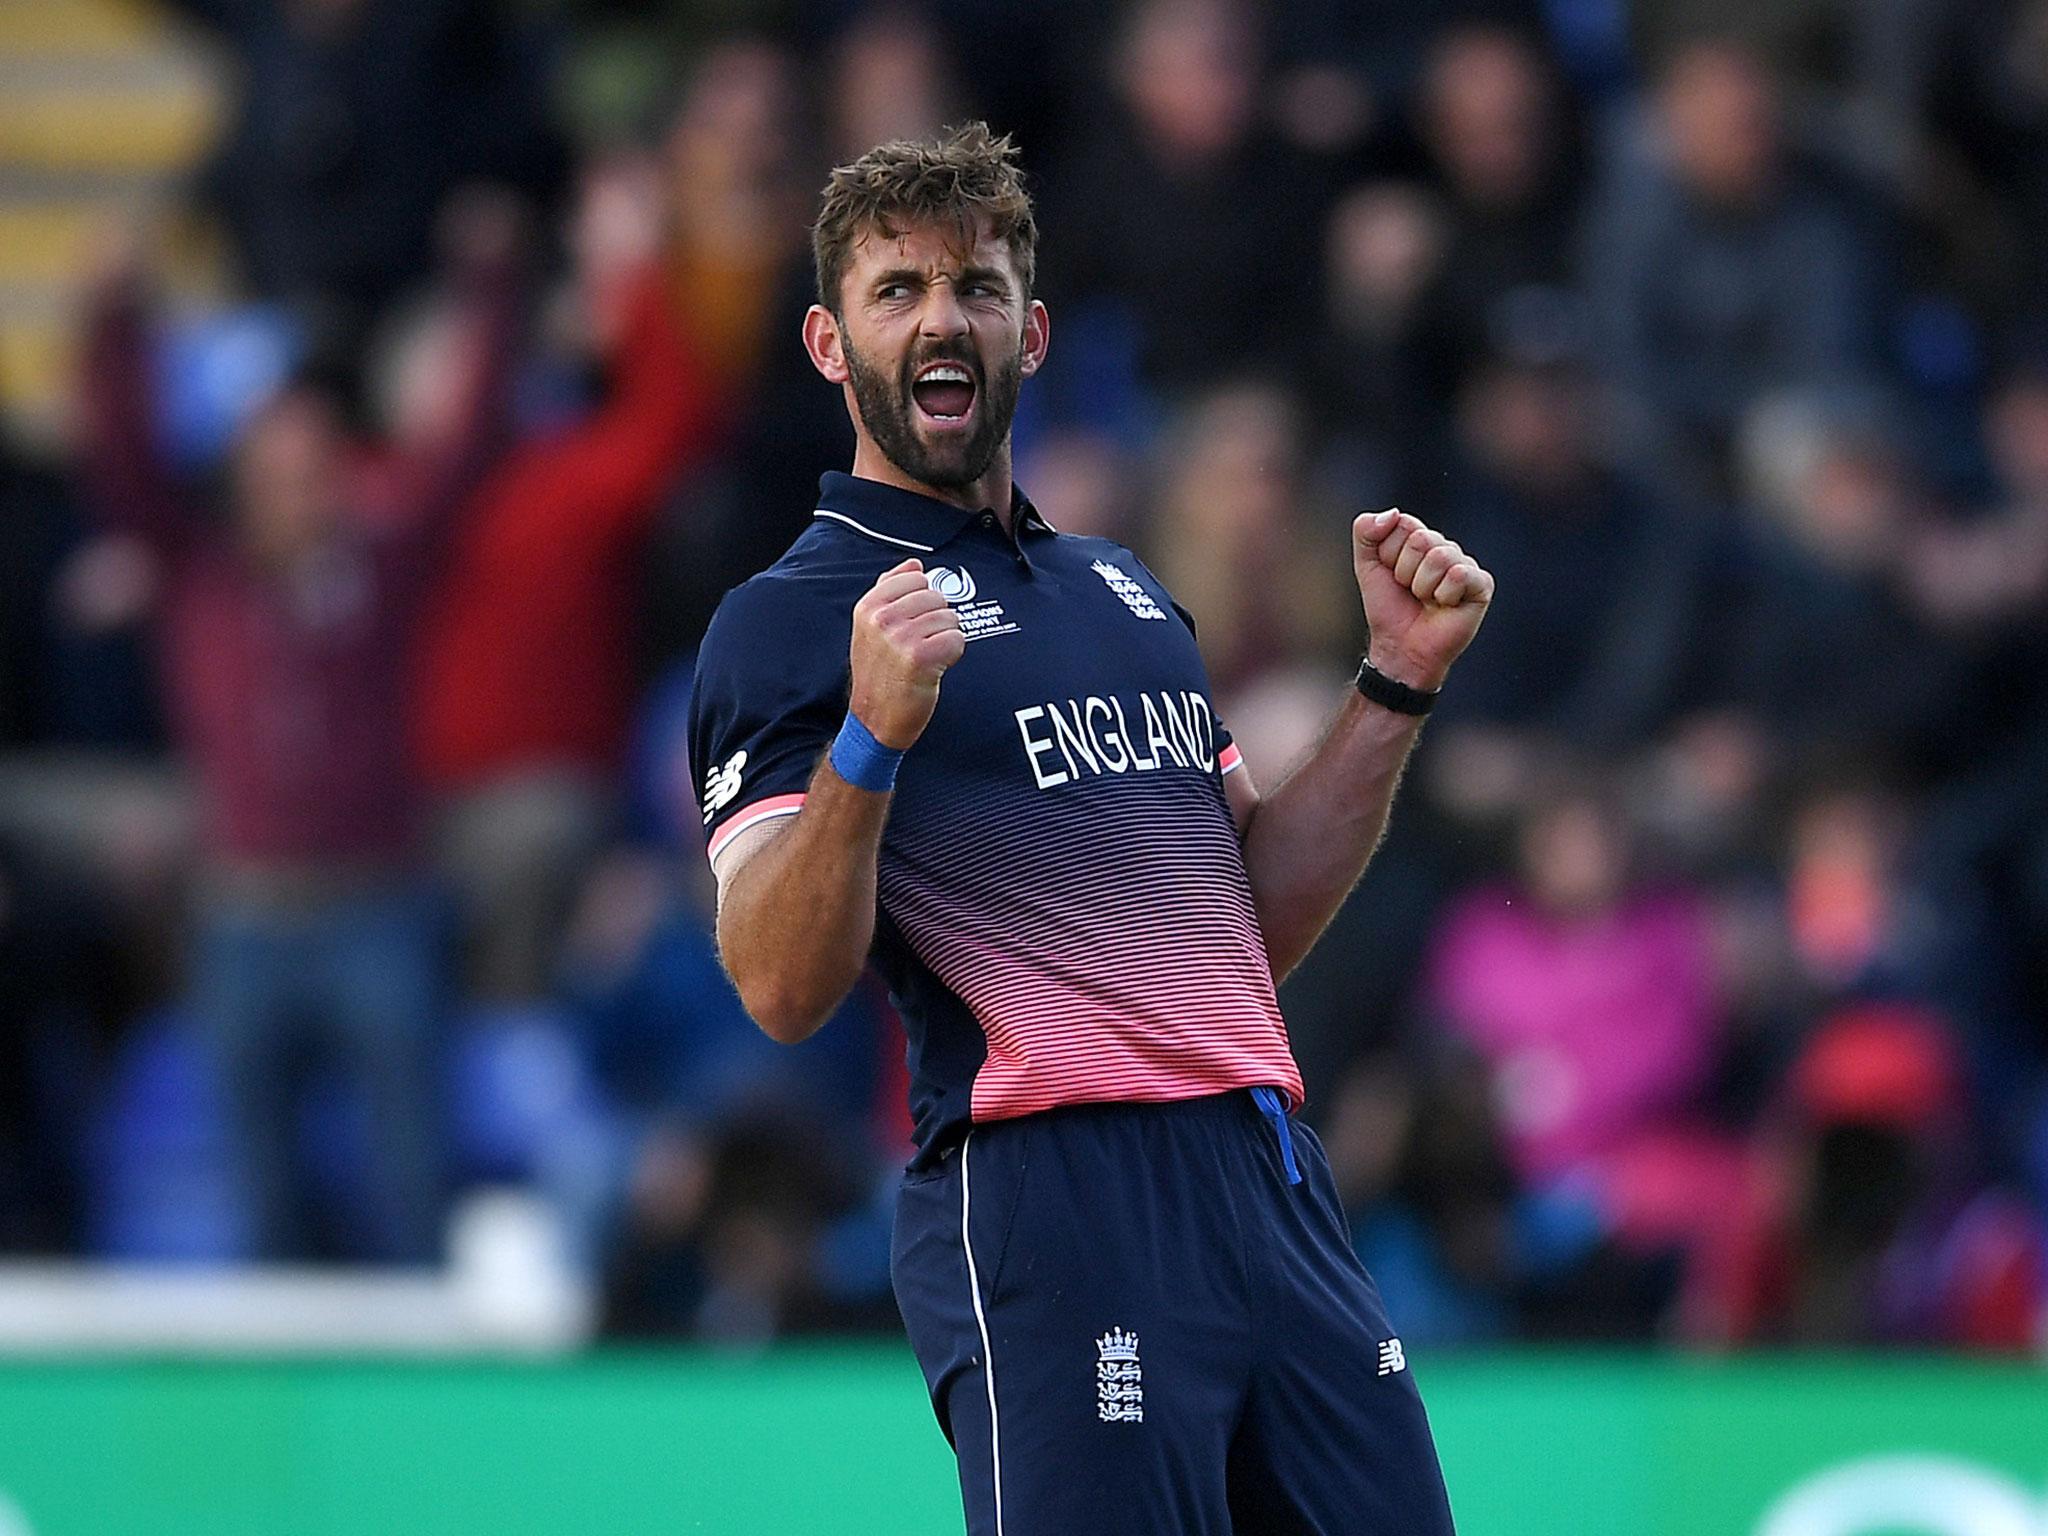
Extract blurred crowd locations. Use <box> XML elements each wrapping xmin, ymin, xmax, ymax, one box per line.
<box><xmin>2</xmin><ymin>0</ymin><xmax>2047</xmax><ymax>1354</ymax></box>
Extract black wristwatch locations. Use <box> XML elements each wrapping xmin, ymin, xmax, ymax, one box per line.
<box><xmin>1354</xmin><ymin>656</ymin><xmax>1440</xmax><ymax>716</ymax></box>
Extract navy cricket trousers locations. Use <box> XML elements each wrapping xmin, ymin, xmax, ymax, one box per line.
<box><xmin>890</xmin><ymin>1091</ymin><xmax>1458</xmax><ymax>1535</ymax></box>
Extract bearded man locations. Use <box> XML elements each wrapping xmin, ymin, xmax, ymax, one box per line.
<box><xmin>689</xmin><ymin>123</ymin><xmax>1489</xmax><ymax>1535</ymax></box>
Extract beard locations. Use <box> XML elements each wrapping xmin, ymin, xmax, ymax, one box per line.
<box><xmin>843</xmin><ymin>330</ymin><xmax>1023</xmax><ymax>492</ymax></box>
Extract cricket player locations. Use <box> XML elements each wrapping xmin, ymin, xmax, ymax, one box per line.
<box><xmin>689</xmin><ymin>123</ymin><xmax>1489</xmax><ymax>1535</ymax></box>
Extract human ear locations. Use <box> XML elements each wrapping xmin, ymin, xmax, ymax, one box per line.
<box><xmin>803</xmin><ymin>304</ymin><xmax>850</xmax><ymax>384</ymax></box>
<box><xmin>1020</xmin><ymin>298</ymin><xmax>1050</xmax><ymax>378</ymax></box>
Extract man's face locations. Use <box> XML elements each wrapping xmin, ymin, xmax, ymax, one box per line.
<box><xmin>1662</xmin><ymin>45</ymin><xmax>1779</xmax><ymax>207</ymax></box>
<box><xmin>1425</xmin><ymin>30</ymin><xmax>1549</xmax><ymax>208</ymax></box>
<box><xmin>819</xmin><ymin>216</ymin><xmax>1043</xmax><ymax>492</ymax></box>
<box><xmin>1121</xmin><ymin>0</ymin><xmax>1256</xmax><ymax>163</ymax></box>
<box><xmin>1461</xmin><ymin>364</ymin><xmax>1591</xmax><ymax>494</ymax></box>
<box><xmin>233</xmin><ymin>389</ymin><xmax>344</xmax><ymax>566</ymax></box>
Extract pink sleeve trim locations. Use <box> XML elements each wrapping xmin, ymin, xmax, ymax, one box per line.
<box><xmin>706</xmin><ymin>794</ymin><xmax>807</xmax><ymax>864</ymax></box>
<box><xmin>1218</xmin><ymin>744</ymin><xmax>1244</xmax><ymax>776</ymax></box>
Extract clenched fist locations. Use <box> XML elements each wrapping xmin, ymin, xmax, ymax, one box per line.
<box><xmin>848</xmin><ymin>558</ymin><xmax>967</xmax><ymax>751</ymax></box>
<box><xmin>1352</xmin><ymin>509</ymin><xmax>1495</xmax><ymax>692</ymax></box>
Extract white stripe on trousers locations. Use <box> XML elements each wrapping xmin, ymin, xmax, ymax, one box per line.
<box><xmin>961</xmin><ymin>1132</ymin><xmax>1004</xmax><ymax>1535</ymax></box>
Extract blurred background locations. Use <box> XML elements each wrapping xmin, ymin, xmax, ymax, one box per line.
<box><xmin>0</xmin><ymin>0</ymin><xmax>2045</xmax><ymax>1531</ymax></box>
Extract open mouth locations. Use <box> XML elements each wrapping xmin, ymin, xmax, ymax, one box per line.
<box><xmin>910</xmin><ymin>361</ymin><xmax>978</xmax><ymax>426</ymax></box>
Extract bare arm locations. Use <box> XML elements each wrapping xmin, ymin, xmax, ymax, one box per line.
<box><xmin>1229</xmin><ymin>509</ymin><xmax>1493</xmax><ymax>981</ymax></box>
<box><xmin>1228</xmin><ymin>695</ymin><xmax>1423</xmax><ymax>980</ymax></box>
<box><xmin>713</xmin><ymin>764</ymin><xmax>888</xmax><ymax>1043</ymax></box>
<box><xmin>394</xmin><ymin>197</ymin><xmax>529</xmax><ymax>550</ymax></box>
<box><xmin>714</xmin><ymin>558</ymin><xmax>965</xmax><ymax>1043</ymax></box>
<box><xmin>78</xmin><ymin>266</ymin><xmax>195</xmax><ymax>551</ymax></box>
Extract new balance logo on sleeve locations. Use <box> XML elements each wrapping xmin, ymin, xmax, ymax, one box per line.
<box><xmin>1378</xmin><ymin>1338</ymin><xmax>1407</xmax><ymax>1376</ymax></box>
<box><xmin>701</xmin><ymin>750</ymin><xmax>747</xmax><ymax>821</ymax></box>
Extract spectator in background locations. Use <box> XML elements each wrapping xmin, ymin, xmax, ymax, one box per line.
<box><xmin>1770</xmin><ymin>777</ymin><xmax>2023</xmax><ymax>1147</ymax></box>
<box><xmin>1327</xmin><ymin>1049</ymin><xmax>1676</xmax><ymax>1343</ymax></box>
<box><xmin>1630</xmin><ymin>0</ymin><xmax>1976</xmax><ymax>181</ymax></box>
<box><xmin>1265</xmin><ymin>0</ymin><xmax>1549</xmax><ymax>160</ymax></box>
<box><xmin>656</xmin><ymin>40</ymin><xmax>808</xmax><ymax>401</ymax></box>
<box><xmin>3</xmin><ymin>441</ymin><xmax>163</xmax><ymax>753</ymax></box>
<box><xmin>1041</xmin><ymin>0</ymin><xmax>1329</xmax><ymax>399</ymax></box>
<box><xmin>1422</xmin><ymin>777</ymin><xmax>1746</xmax><ymax>1269</ymax></box>
<box><xmin>1303</xmin><ymin>182</ymin><xmax>1458</xmax><ymax>507</ymax></box>
<box><xmin>1418</xmin><ymin>27</ymin><xmax>1585</xmax><ymax>368</ymax></box>
<box><xmin>1903</xmin><ymin>371</ymin><xmax>2048</xmax><ymax>1133</ymax></box>
<box><xmin>561</xmin><ymin>856</ymin><xmax>890</xmax><ymax>1178</ymax></box>
<box><xmin>600</xmin><ymin>1107</ymin><xmax>895</xmax><ymax>1344</ymax></box>
<box><xmin>1429</xmin><ymin>338</ymin><xmax>1701</xmax><ymax>765</ymax></box>
<box><xmin>173</xmin><ymin>0</ymin><xmax>564</xmax><ymax>360</ymax></box>
<box><xmin>1781</xmin><ymin>779</ymin><xmax>1941</xmax><ymax>999</ymax></box>
<box><xmin>559</xmin><ymin>683</ymin><xmax>898</xmax><ymax>1341</ymax></box>
<box><xmin>1322</xmin><ymin>1051</ymin><xmax>1522</xmax><ymax>1346</ymax></box>
<box><xmin>1690</xmin><ymin>1003</ymin><xmax>2045</xmax><ymax>1350</ymax></box>
<box><xmin>1419</xmin><ymin>331</ymin><xmax>1706</xmax><ymax>856</ymax></box>
<box><xmin>1915</xmin><ymin>366</ymin><xmax>2048</xmax><ymax>631</ymax></box>
<box><xmin>415</xmin><ymin>154</ymin><xmax>721</xmax><ymax>1003</ymax></box>
<box><xmin>1145</xmin><ymin>382</ymin><xmax>1350</xmax><ymax>730</ymax></box>
<box><xmin>1897</xmin><ymin>368</ymin><xmax>2048</xmax><ymax>742</ymax></box>
<box><xmin>1012</xmin><ymin>429</ymin><xmax>1141</xmax><ymax>543</ymax></box>
<box><xmin>1926</xmin><ymin>2</ymin><xmax>2048</xmax><ymax>331</ymax></box>
<box><xmin>77</xmin><ymin>200</ymin><xmax>525</xmax><ymax>1263</ymax></box>
<box><xmin>1718</xmin><ymin>390</ymin><xmax>1965</xmax><ymax>772</ymax></box>
<box><xmin>642</xmin><ymin>40</ymin><xmax>854</xmax><ymax>662</ymax></box>
<box><xmin>1586</xmin><ymin>39</ymin><xmax>1879</xmax><ymax>496</ymax></box>
<box><xmin>821</xmin><ymin>6</ymin><xmax>965</xmax><ymax>167</ymax></box>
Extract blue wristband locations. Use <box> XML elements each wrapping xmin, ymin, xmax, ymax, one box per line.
<box><xmin>830</xmin><ymin>712</ymin><xmax>905</xmax><ymax>793</ymax></box>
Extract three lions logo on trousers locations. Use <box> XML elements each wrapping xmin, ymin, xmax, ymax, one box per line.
<box><xmin>1097</xmin><ymin>1328</ymin><xmax>1144</xmax><ymax>1423</ymax></box>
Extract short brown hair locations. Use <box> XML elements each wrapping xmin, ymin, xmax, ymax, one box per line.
<box><xmin>812</xmin><ymin>121</ymin><xmax>1037</xmax><ymax>312</ymax></box>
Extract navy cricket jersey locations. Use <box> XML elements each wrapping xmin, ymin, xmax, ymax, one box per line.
<box><xmin>688</xmin><ymin>471</ymin><xmax>1303</xmax><ymax>1161</ymax></box>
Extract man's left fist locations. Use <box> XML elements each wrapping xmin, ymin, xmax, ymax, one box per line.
<box><xmin>1351</xmin><ymin>508</ymin><xmax>1494</xmax><ymax>692</ymax></box>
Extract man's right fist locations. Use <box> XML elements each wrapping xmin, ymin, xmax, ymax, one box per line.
<box><xmin>848</xmin><ymin>559</ymin><xmax>967</xmax><ymax>750</ymax></box>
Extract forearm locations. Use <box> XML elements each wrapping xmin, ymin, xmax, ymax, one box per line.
<box><xmin>610</xmin><ymin>270</ymin><xmax>717</xmax><ymax>467</ymax></box>
<box><xmin>80</xmin><ymin>285</ymin><xmax>187</xmax><ymax>542</ymax></box>
<box><xmin>408</xmin><ymin>247</ymin><xmax>526</xmax><ymax>532</ymax></box>
<box><xmin>569</xmin><ymin>272</ymin><xmax>720</xmax><ymax>533</ymax></box>
<box><xmin>1242</xmin><ymin>504</ymin><xmax>1490</xmax><ymax>982</ymax></box>
<box><xmin>714</xmin><ymin>762</ymin><xmax>889</xmax><ymax>1043</ymax></box>
<box><xmin>1239</xmin><ymin>691</ymin><xmax>1423</xmax><ymax>981</ymax></box>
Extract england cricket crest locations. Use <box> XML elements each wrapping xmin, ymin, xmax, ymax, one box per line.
<box><xmin>1096</xmin><ymin>1327</ymin><xmax>1144</xmax><ymax>1423</ymax></box>
<box><xmin>1089</xmin><ymin>559</ymin><xmax>1169</xmax><ymax>622</ymax></box>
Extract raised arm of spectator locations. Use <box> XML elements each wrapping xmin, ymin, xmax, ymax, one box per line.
<box><xmin>78</xmin><ymin>261</ymin><xmax>194</xmax><ymax>554</ymax></box>
<box><xmin>532</xmin><ymin>267</ymin><xmax>722</xmax><ymax>547</ymax></box>
<box><xmin>395</xmin><ymin>192</ymin><xmax>531</xmax><ymax>553</ymax></box>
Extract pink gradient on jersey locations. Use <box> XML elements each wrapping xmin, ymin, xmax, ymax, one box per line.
<box><xmin>882</xmin><ymin>774</ymin><xmax>1301</xmax><ymax>1121</ymax></box>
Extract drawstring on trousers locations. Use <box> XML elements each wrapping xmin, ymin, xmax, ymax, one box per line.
<box><xmin>1249</xmin><ymin>1086</ymin><xmax>1302</xmax><ymax>1185</ymax></box>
